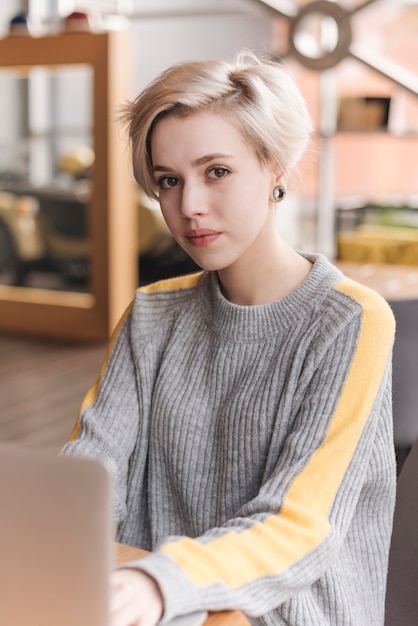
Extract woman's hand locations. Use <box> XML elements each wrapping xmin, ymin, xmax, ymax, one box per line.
<box><xmin>111</xmin><ymin>568</ymin><xmax>164</xmax><ymax>626</ymax></box>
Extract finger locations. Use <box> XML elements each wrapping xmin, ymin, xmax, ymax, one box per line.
<box><xmin>110</xmin><ymin>601</ymin><xmax>142</xmax><ymax>626</ymax></box>
<box><xmin>109</xmin><ymin>569</ymin><xmax>163</xmax><ymax>626</ymax></box>
<box><xmin>110</xmin><ymin>570</ymin><xmax>141</xmax><ymax>613</ymax></box>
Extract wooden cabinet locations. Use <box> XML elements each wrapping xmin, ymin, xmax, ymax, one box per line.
<box><xmin>0</xmin><ymin>31</ymin><xmax>137</xmax><ymax>341</ymax></box>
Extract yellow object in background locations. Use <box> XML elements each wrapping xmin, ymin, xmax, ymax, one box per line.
<box><xmin>337</xmin><ymin>225</ymin><xmax>418</xmax><ymax>266</ymax></box>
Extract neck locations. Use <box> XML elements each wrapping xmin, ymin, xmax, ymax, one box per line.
<box><xmin>217</xmin><ymin>239</ymin><xmax>312</xmax><ymax>306</ymax></box>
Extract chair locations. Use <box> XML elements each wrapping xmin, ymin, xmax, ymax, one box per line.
<box><xmin>385</xmin><ymin>436</ymin><xmax>418</xmax><ymax>625</ymax></box>
<box><xmin>389</xmin><ymin>299</ymin><xmax>418</xmax><ymax>471</ymax></box>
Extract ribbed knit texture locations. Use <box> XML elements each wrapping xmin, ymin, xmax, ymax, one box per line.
<box><xmin>63</xmin><ymin>253</ymin><xmax>396</xmax><ymax>626</ymax></box>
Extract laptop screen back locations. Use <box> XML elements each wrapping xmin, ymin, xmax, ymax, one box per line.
<box><xmin>0</xmin><ymin>443</ymin><xmax>114</xmax><ymax>626</ymax></box>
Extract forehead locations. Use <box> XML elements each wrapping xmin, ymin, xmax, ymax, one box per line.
<box><xmin>150</xmin><ymin>110</ymin><xmax>254</xmax><ymax>160</ymax></box>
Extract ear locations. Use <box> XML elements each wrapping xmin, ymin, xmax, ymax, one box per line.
<box><xmin>270</xmin><ymin>161</ymin><xmax>287</xmax><ymax>187</ymax></box>
<box><xmin>275</xmin><ymin>172</ymin><xmax>288</xmax><ymax>188</ymax></box>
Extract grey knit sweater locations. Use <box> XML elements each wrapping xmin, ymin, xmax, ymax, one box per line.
<box><xmin>63</xmin><ymin>253</ymin><xmax>396</xmax><ymax>626</ymax></box>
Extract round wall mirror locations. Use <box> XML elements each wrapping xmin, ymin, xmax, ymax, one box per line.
<box><xmin>289</xmin><ymin>1</ymin><xmax>352</xmax><ymax>71</ymax></box>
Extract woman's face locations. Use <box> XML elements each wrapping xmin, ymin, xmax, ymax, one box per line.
<box><xmin>150</xmin><ymin>110</ymin><xmax>280</xmax><ymax>273</ymax></box>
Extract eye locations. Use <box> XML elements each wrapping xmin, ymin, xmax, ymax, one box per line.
<box><xmin>158</xmin><ymin>176</ymin><xmax>179</xmax><ymax>189</ymax></box>
<box><xmin>208</xmin><ymin>166</ymin><xmax>230</xmax><ymax>180</ymax></box>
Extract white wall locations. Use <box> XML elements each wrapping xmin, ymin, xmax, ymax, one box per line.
<box><xmin>0</xmin><ymin>0</ymin><xmax>25</xmax><ymax>37</ymax></box>
<box><xmin>128</xmin><ymin>1</ymin><xmax>273</xmax><ymax>95</ymax></box>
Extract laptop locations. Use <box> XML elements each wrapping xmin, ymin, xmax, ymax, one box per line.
<box><xmin>0</xmin><ymin>443</ymin><xmax>207</xmax><ymax>626</ymax></box>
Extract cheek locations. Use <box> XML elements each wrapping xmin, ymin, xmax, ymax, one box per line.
<box><xmin>159</xmin><ymin>202</ymin><xmax>178</xmax><ymax>232</ymax></box>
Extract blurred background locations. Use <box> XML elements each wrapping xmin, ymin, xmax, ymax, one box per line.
<box><xmin>0</xmin><ymin>1</ymin><xmax>417</xmax><ymax>463</ymax></box>
<box><xmin>1</xmin><ymin>1</ymin><xmax>417</xmax><ymax>296</ymax></box>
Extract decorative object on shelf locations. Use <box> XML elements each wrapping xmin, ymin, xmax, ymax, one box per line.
<box><xmin>8</xmin><ymin>13</ymin><xmax>31</xmax><ymax>36</ymax></box>
<box><xmin>62</xmin><ymin>11</ymin><xmax>104</xmax><ymax>33</ymax></box>
<box><xmin>62</xmin><ymin>11</ymin><xmax>93</xmax><ymax>32</ymax></box>
<box><xmin>337</xmin><ymin>96</ymin><xmax>391</xmax><ymax>132</ymax></box>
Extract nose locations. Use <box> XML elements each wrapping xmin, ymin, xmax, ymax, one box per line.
<box><xmin>180</xmin><ymin>180</ymin><xmax>207</xmax><ymax>219</ymax></box>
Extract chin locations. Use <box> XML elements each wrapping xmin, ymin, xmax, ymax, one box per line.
<box><xmin>196</xmin><ymin>262</ymin><xmax>232</xmax><ymax>273</ymax></box>
<box><xmin>184</xmin><ymin>248</ymin><xmax>236</xmax><ymax>273</ymax></box>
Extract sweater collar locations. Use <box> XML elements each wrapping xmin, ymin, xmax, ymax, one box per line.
<box><xmin>197</xmin><ymin>253</ymin><xmax>343</xmax><ymax>341</ymax></box>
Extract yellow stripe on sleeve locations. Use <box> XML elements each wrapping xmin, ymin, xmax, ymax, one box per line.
<box><xmin>68</xmin><ymin>301</ymin><xmax>133</xmax><ymax>441</ymax></box>
<box><xmin>138</xmin><ymin>272</ymin><xmax>202</xmax><ymax>294</ymax></box>
<box><xmin>162</xmin><ymin>278</ymin><xmax>395</xmax><ymax>588</ymax></box>
<box><xmin>68</xmin><ymin>273</ymin><xmax>201</xmax><ymax>442</ymax></box>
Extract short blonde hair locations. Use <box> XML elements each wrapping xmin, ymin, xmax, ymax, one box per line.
<box><xmin>120</xmin><ymin>51</ymin><xmax>313</xmax><ymax>199</ymax></box>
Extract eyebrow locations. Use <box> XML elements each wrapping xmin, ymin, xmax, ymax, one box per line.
<box><xmin>152</xmin><ymin>153</ymin><xmax>234</xmax><ymax>173</ymax></box>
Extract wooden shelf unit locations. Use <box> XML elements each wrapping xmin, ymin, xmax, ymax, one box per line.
<box><xmin>0</xmin><ymin>31</ymin><xmax>137</xmax><ymax>341</ymax></box>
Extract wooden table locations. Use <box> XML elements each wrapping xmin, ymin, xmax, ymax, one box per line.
<box><xmin>116</xmin><ymin>544</ymin><xmax>250</xmax><ymax>626</ymax></box>
<box><xmin>336</xmin><ymin>261</ymin><xmax>418</xmax><ymax>301</ymax></box>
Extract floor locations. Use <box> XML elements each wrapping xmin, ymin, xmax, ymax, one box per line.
<box><xmin>0</xmin><ymin>333</ymin><xmax>106</xmax><ymax>452</ymax></box>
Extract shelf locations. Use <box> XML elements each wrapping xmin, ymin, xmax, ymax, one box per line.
<box><xmin>0</xmin><ymin>31</ymin><xmax>137</xmax><ymax>341</ymax></box>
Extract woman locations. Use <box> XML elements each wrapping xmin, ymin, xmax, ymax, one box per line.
<box><xmin>63</xmin><ymin>52</ymin><xmax>396</xmax><ymax>626</ymax></box>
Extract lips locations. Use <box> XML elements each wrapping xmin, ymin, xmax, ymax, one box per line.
<box><xmin>185</xmin><ymin>229</ymin><xmax>220</xmax><ymax>247</ymax></box>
